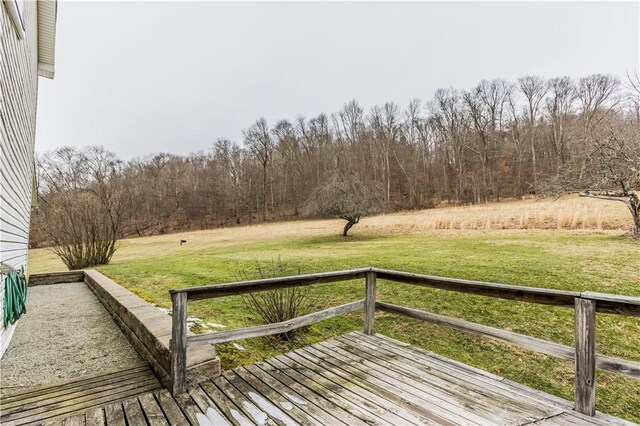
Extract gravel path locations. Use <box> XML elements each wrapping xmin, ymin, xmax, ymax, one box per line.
<box><xmin>0</xmin><ymin>282</ymin><xmax>142</xmax><ymax>396</ymax></box>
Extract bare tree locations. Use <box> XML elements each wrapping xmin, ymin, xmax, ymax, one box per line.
<box><xmin>37</xmin><ymin>146</ymin><xmax>130</xmax><ymax>269</ymax></box>
<box><xmin>578</xmin><ymin>118</ymin><xmax>640</xmax><ymax>237</ymax></box>
<box><xmin>305</xmin><ymin>174</ymin><xmax>384</xmax><ymax>236</ymax></box>
<box><xmin>518</xmin><ymin>76</ymin><xmax>547</xmax><ymax>191</ymax></box>
<box><xmin>244</xmin><ymin>118</ymin><xmax>273</xmax><ymax>221</ymax></box>
<box><xmin>30</xmin><ymin>73</ymin><xmax>640</xmax><ymax>245</ymax></box>
<box><xmin>545</xmin><ymin>76</ymin><xmax>577</xmax><ymax>172</ymax></box>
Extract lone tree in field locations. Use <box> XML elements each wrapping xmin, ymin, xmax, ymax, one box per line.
<box><xmin>305</xmin><ymin>174</ymin><xmax>383</xmax><ymax>236</ymax></box>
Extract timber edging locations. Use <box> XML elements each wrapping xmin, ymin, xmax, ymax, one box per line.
<box><xmin>28</xmin><ymin>271</ymin><xmax>85</xmax><ymax>286</ymax></box>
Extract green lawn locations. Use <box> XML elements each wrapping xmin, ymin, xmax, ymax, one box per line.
<box><xmin>29</xmin><ymin>224</ymin><xmax>640</xmax><ymax>421</ymax></box>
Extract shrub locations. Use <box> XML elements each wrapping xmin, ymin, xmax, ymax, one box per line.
<box><xmin>239</xmin><ymin>260</ymin><xmax>311</xmax><ymax>342</ymax></box>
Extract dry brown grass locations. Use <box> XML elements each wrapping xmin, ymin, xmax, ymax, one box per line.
<box><xmin>362</xmin><ymin>195</ymin><xmax>631</xmax><ymax>233</ymax></box>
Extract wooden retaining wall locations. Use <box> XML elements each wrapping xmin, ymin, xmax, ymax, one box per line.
<box><xmin>28</xmin><ymin>271</ymin><xmax>85</xmax><ymax>286</ymax></box>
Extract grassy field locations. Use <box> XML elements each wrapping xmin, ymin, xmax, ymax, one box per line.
<box><xmin>28</xmin><ymin>197</ymin><xmax>640</xmax><ymax>421</ymax></box>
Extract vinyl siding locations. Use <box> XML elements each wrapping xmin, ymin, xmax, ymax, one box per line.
<box><xmin>0</xmin><ymin>0</ymin><xmax>40</xmax><ymax>357</ymax></box>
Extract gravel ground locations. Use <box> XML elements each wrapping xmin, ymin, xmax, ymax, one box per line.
<box><xmin>0</xmin><ymin>282</ymin><xmax>142</xmax><ymax>396</ymax></box>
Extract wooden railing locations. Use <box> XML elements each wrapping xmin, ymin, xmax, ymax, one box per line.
<box><xmin>168</xmin><ymin>267</ymin><xmax>640</xmax><ymax>416</ymax></box>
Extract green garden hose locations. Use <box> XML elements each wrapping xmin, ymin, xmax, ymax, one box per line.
<box><xmin>3</xmin><ymin>270</ymin><xmax>27</xmax><ymax>327</ymax></box>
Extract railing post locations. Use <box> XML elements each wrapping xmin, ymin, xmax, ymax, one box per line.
<box><xmin>364</xmin><ymin>270</ymin><xmax>377</xmax><ymax>335</ymax></box>
<box><xmin>575</xmin><ymin>297</ymin><xmax>596</xmax><ymax>416</ymax></box>
<box><xmin>171</xmin><ymin>291</ymin><xmax>188</xmax><ymax>396</ymax></box>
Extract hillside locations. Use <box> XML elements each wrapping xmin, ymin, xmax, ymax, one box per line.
<box><xmin>27</xmin><ymin>196</ymin><xmax>640</xmax><ymax>421</ymax></box>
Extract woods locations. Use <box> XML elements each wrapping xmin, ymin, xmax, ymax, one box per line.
<box><xmin>32</xmin><ymin>73</ymin><xmax>640</xmax><ymax>248</ymax></box>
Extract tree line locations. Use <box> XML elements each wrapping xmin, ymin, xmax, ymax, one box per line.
<box><xmin>32</xmin><ymin>72</ymin><xmax>640</xmax><ymax>258</ymax></box>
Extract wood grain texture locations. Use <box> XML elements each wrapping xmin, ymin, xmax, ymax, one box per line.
<box><xmin>575</xmin><ymin>298</ymin><xmax>597</xmax><ymax>416</ymax></box>
<box><xmin>27</xmin><ymin>271</ymin><xmax>85</xmax><ymax>286</ymax></box>
<box><xmin>0</xmin><ymin>364</ymin><xmax>161</xmax><ymax>426</ymax></box>
<box><xmin>376</xmin><ymin>301</ymin><xmax>640</xmax><ymax>379</ymax></box>
<box><xmin>375</xmin><ymin>268</ymin><xmax>579</xmax><ymax>308</ymax></box>
<box><xmin>38</xmin><ymin>331</ymin><xmax>634</xmax><ymax>426</ymax></box>
<box><xmin>170</xmin><ymin>292</ymin><xmax>188</xmax><ymax>396</ymax></box>
<box><xmin>364</xmin><ymin>271</ymin><xmax>376</xmax><ymax>335</ymax></box>
<box><xmin>171</xmin><ymin>268</ymin><xmax>370</xmax><ymax>300</ymax></box>
<box><xmin>187</xmin><ymin>300</ymin><xmax>364</xmax><ymax>346</ymax></box>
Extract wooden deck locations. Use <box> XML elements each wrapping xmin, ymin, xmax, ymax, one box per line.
<box><xmin>0</xmin><ymin>363</ymin><xmax>162</xmax><ymax>426</ymax></box>
<box><xmin>6</xmin><ymin>332</ymin><xmax>634</xmax><ymax>426</ymax></box>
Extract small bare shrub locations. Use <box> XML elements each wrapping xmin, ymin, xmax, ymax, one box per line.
<box><xmin>239</xmin><ymin>260</ymin><xmax>312</xmax><ymax>342</ymax></box>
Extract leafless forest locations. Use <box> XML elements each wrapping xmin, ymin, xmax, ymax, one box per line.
<box><xmin>32</xmin><ymin>73</ymin><xmax>640</xmax><ymax>245</ymax></box>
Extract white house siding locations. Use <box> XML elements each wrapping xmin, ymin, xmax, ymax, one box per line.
<box><xmin>0</xmin><ymin>1</ymin><xmax>40</xmax><ymax>357</ymax></box>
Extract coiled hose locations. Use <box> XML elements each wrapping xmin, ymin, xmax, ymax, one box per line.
<box><xmin>3</xmin><ymin>270</ymin><xmax>27</xmax><ymax>326</ymax></box>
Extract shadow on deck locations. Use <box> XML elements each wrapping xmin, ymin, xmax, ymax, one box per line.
<box><xmin>4</xmin><ymin>332</ymin><xmax>634</xmax><ymax>425</ymax></box>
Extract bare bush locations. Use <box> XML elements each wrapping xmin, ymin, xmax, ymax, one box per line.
<box><xmin>239</xmin><ymin>260</ymin><xmax>311</xmax><ymax>342</ymax></box>
<box><xmin>37</xmin><ymin>146</ymin><xmax>130</xmax><ymax>269</ymax></box>
<box><xmin>305</xmin><ymin>174</ymin><xmax>384</xmax><ymax>236</ymax></box>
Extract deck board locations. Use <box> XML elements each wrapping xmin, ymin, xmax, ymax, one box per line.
<box><xmin>4</xmin><ymin>332</ymin><xmax>635</xmax><ymax>426</ymax></box>
<box><xmin>0</xmin><ymin>364</ymin><xmax>162</xmax><ymax>426</ymax></box>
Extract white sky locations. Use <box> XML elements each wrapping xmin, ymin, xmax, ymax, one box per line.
<box><xmin>35</xmin><ymin>1</ymin><xmax>640</xmax><ymax>159</ymax></box>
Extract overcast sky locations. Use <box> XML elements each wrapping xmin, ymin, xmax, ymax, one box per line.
<box><xmin>35</xmin><ymin>1</ymin><xmax>639</xmax><ymax>159</ymax></box>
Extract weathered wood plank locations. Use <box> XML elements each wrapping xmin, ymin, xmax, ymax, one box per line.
<box><xmin>0</xmin><ymin>365</ymin><xmax>153</xmax><ymax>409</ymax></box>
<box><xmin>376</xmin><ymin>301</ymin><xmax>640</xmax><ymax>379</ymax></box>
<box><xmin>28</xmin><ymin>271</ymin><xmax>85</xmax><ymax>287</ymax></box>
<box><xmin>62</xmin><ymin>414</ymin><xmax>84</xmax><ymax>426</ymax></box>
<box><xmin>154</xmin><ymin>390</ymin><xmax>191</xmax><ymax>426</ymax></box>
<box><xmin>375</xmin><ymin>268</ymin><xmax>579</xmax><ymax>308</ymax></box>
<box><xmin>364</xmin><ymin>271</ymin><xmax>376</xmax><ymax>335</ymax></box>
<box><xmin>187</xmin><ymin>300</ymin><xmax>364</xmax><ymax>346</ymax></box>
<box><xmin>361</xmin><ymin>333</ymin><xmax>575</xmax><ymax>408</ymax></box>
<box><xmin>575</xmin><ymin>298</ymin><xmax>596</xmax><ymax>416</ymax></box>
<box><xmin>199</xmin><ymin>380</ymin><xmax>254</xmax><ymax>426</ymax></box>
<box><xmin>103</xmin><ymin>402</ymin><xmax>126</xmax><ymax>426</ymax></box>
<box><xmin>173</xmin><ymin>392</ymin><xmax>203</xmax><ymax>425</ymax></box>
<box><xmin>172</xmin><ymin>268</ymin><xmax>370</xmax><ymax>300</ymax></box>
<box><xmin>223</xmin><ymin>371</ymin><xmax>301</xmax><ymax>426</ymax></box>
<box><xmin>248</xmin><ymin>362</ymin><xmax>368</xmax><ymax>426</ymax></box>
<box><xmin>42</xmin><ymin>420</ymin><xmax>65</xmax><ymax>426</ymax></box>
<box><xmin>581</xmin><ymin>292</ymin><xmax>640</xmax><ymax>317</ymax></box>
<box><xmin>263</xmin><ymin>357</ymin><xmax>389</xmax><ymax>425</ymax></box>
<box><xmin>1</xmin><ymin>378</ymin><xmax>161</xmax><ymax>424</ymax></box>
<box><xmin>1</xmin><ymin>370</ymin><xmax>159</xmax><ymax>415</ymax></box>
<box><xmin>278</xmin><ymin>352</ymin><xmax>427</xmax><ymax>425</ymax></box>
<box><xmin>84</xmin><ymin>407</ymin><xmax>106</xmax><ymax>426</ymax></box>
<box><xmin>137</xmin><ymin>393</ymin><xmax>170</xmax><ymax>426</ymax></box>
<box><xmin>237</xmin><ymin>365</ymin><xmax>351</xmax><ymax>426</ymax></box>
<box><xmin>231</xmin><ymin>368</ymin><xmax>319</xmax><ymax>425</ymax></box>
<box><xmin>298</xmin><ymin>344</ymin><xmax>492</xmax><ymax>425</ymax></box>
<box><xmin>367</xmin><ymin>332</ymin><xmax>634</xmax><ymax>425</ymax></box>
<box><xmin>213</xmin><ymin>375</ymin><xmax>279</xmax><ymax>425</ymax></box>
<box><xmin>170</xmin><ymin>292</ymin><xmax>188</xmax><ymax>396</ymax></box>
<box><xmin>326</xmin><ymin>337</ymin><xmax>560</xmax><ymax>424</ymax></box>
<box><xmin>185</xmin><ymin>384</ymin><xmax>231</xmax><ymax>426</ymax></box>
<box><xmin>122</xmin><ymin>398</ymin><xmax>147</xmax><ymax>426</ymax></box>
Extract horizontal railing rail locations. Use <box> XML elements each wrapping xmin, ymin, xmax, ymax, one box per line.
<box><xmin>170</xmin><ymin>268</ymin><xmax>370</xmax><ymax>300</ymax></box>
<box><xmin>188</xmin><ymin>300</ymin><xmax>365</xmax><ymax>346</ymax></box>
<box><xmin>169</xmin><ymin>267</ymin><xmax>640</xmax><ymax>418</ymax></box>
<box><xmin>376</xmin><ymin>301</ymin><xmax>640</xmax><ymax>379</ymax></box>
